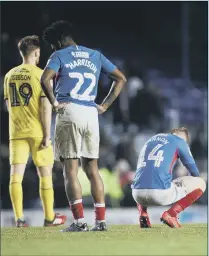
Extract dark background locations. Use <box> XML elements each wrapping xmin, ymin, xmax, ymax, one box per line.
<box><xmin>1</xmin><ymin>1</ymin><xmax>208</xmax><ymax>81</ymax></box>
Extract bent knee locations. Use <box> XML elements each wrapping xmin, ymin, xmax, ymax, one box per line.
<box><xmin>85</xmin><ymin>170</ymin><xmax>100</xmax><ymax>180</ymax></box>
<box><xmin>194</xmin><ymin>177</ymin><xmax>206</xmax><ymax>193</ymax></box>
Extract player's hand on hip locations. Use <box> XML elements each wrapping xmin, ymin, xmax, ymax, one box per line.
<box><xmin>40</xmin><ymin>137</ymin><xmax>51</xmax><ymax>149</ymax></box>
<box><xmin>54</xmin><ymin>103</ymin><xmax>66</xmax><ymax>114</ymax></box>
<box><xmin>97</xmin><ymin>104</ymin><xmax>107</xmax><ymax>114</ymax></box>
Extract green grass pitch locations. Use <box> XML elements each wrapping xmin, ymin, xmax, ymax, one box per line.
<box><xmin>2</xmin><ymin>224</ymin><xmax>207</xmax><ymax>255</ymax></box>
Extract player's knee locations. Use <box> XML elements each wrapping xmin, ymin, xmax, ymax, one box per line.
<box><xmin>82</xmin><ymin>159</ymin><xmax>98</xmax><ymax>180</ymax></box>
<box><xmin>85</xmin><ymin>169</ymin><xmax>100</xmax><ymax>181</ymax></box>
<box><xmin>63</xmin><ymin>168</ymin><xmax>77</xmax><ymax>181</ymax></box>
<box><xmin>10</xmin><ymin>164</ymin><xmax>25</xmax><ymax>176</ymax></box>
<box><xmin>9</xmin><ymin>172</ymin><xmax>23</xmax><ymax>185</ymax></box>
<box><xmin>39</xmin><ymin>175</ymin><xmax>53</xmax><ymax>189</ymax></box>
<box><xmin>199</xmin><ymin>178</ymin><xmax>206</xmax><ymax>192</ymax></box>
<box><xmin>196</xmin><ymin>177</ymin><xmax>206</xmax><ymax>193</ymax></box>
<box><xmin>37</xmin><ymin>166</ymin><xmax>52</xmax><ymax>177</ymax></box>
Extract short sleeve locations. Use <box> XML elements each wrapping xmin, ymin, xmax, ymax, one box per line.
<box><xmin>40</xmin><ymin>89</ymin><xmax>46</xmax><ymax>97</ymax></box>
<box><xmin>34</xmin><ymin>69</ymin><xmax>45</xmax><ymax>97</ymax></box>
<box><xmin>3</xmin><ymin>74</ymin><xmax>8</xmax><ymax>100</ymax></box>
<box><xmin>100</xmin><ymin>53</ymin><xmax>117</xmax><ymax>75</ymax></box>
<box><xmin>178</xmin><ymin>139</ymin><xmax>195</xmax><ymax>165</ymax></box>
<box><xmin>45</xmin><ymin>53</ymin><xmax>61</xmax><ymax>73</ymax></box>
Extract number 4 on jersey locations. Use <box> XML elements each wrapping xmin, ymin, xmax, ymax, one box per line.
<box><xmin>148</xmin><ymin>144</ymin><xmax>164</xmax><ymax>167</ymax></box>
<box><xmin>137</xmin><ymin>144</ymin><xmax>164</xmax><ymax>169</ymax></box>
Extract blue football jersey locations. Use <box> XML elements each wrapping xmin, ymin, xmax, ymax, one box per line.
<box><xmin>45</xmin><ymin>45</ymin><xmax>117</xmax><ymax>107</ymax></box>
<box><xmin>132</xmin><ymin>133</ymin><xmax>199</xmax><ymax>190</ymax></box>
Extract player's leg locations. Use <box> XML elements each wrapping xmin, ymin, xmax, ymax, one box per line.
<box><xmin>132</xmin><ymin>189</ymin><xmax>151</xmax><ymax>228</ymax></box>
<box><xmin>161</xmin><ymin>176</ymin><xmax>206</xmax><ymax>228</ymax></box>
<box><xmin>81</xmin><ymin>107</ymin><xmax>106</xmax><ymax>231</ymax></box>
<box><xmin>54</xmin><ymin>104</ymin><xmax>88</xmax><ymax>232</ymax></box>
<box><xmin>137</xmin><ymin>203</ymin><xmax>151</xmax><ymax>228</ymax></box>
<box><xmin>31</xmin><ymin>137</ymin><xmax>66</xmax><ymax>226</ymax></box>
<box><xmin>61</xmin><ymin>157</ymin><xmax>87</xmax><ymax>230</ymax></box>
<box><xmin>81</xmin><ymin>157</ymin><xmax>106</xmax><ymax>231</ymax></box>
<box><xmin>9</xmin><ymin>139</ymin><xmax>29</xmax><ymax>227</ymax></box>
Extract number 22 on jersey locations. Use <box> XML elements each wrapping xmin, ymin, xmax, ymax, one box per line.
<box><xmin>69</xmin><ymin>72</ymin><xmax>96</xmax><ymax>101</ymax></box>
<box><xmin>137</xmin><ymin>144</ymin><xmax>164</xmax><ymax>169</ymax></box>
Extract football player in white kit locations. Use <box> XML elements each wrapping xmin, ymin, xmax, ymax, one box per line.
<box><xmin>41</xmin><ymin>21</ymin><xmax>127</xmax><ymax>232</ymax></box>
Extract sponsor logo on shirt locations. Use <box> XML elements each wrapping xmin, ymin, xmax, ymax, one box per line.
<box><xmin>71</xmin><ymin>51</ymin><xmax>89</xmax><ymax>58</ymax></box>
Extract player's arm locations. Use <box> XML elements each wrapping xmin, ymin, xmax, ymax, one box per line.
<box><xmin>178</xmin><ymin>140</ymin><xmax>200</xmax><ymax>177</ymax></box>
<box><xmin>3</xmin><ymin>74</ymin><xmax>9</xmax><ymax>111</ymax></box>
<box><xmin>41</xmin><ymin>53</ymin><xmax>60</xmax><ymax>108</ymax></box>
<box><xmin>41</xmin><ymin>68</ymin><xmax>57</xmax><ymax>106</ymax></box>
<box><xmin>98</xmin><ymin>54</ymin><xmax>127</xmax><ymax>113</ymax></box>
<box><xmin>40</xmin><ymin>96</ymin><xmax>52</xmax><ymax>140</ymax></box>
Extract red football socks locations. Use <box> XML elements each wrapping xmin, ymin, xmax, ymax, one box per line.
<box><xmin>94</xmin><ymin>203</ymin><xmax>106</xmax><ymax>223</ymax></box>
<box><xmin>167</xmin><ymin>188</ymin><xmax>203</xmax><ymax>217</ymax></box>
<box><xmin>137</xmin><ymin>203</ymin><xmax>148</xmax><ymax>216</ymax></box>
<box><xmin>70</xmin><ymin>199</ymin><xmax>84</xmax><ymax>222</ymax></box>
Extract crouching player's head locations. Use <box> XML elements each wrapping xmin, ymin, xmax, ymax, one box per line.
<box><xmin>171</xmin><ymin>127</ymin><xmax>190</xmax><ymax>143</ymax></box>
<box><xmin>18</xmin><ymin>35</ymin><xmax>40</xmax><ymax>65</ymax></box>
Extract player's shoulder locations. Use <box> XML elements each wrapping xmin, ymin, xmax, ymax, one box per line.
<box><xmin>5</xmin><ymin>65</ymin><xmax>21</xmax><ymax>78</ymax></box>
<box><xmin>30</xmin><ymin>65</ymin><xmax>43</xmax><ymax>77</ymax></box>
<box><xmin>169</xmin><ymin>134</ymin><xmax>187</xmax><ymax>147</ymax></box>
<box><xmin>79</xmin><ymin>45</ymin><xmax>98</xmax><ymax>53</ymax></box>
<box><xmin>31</xmin><ymin>65</ymin><xmax>43</xmax><ymax>72</ymax></box>
<box><xmin>49</xmin><ymin>50</ymin><xmax>60</xmax><ymax>58</ymax></box>
<box><xmin>79</xmin><ymin>46</ymin><xmax>102</xmax><ymax>58</ymax></box>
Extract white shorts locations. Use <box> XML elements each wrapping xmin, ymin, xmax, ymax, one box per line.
<box><xmin>132</xmin><ymin>176</ymin><xmax>206</xmax><ymax>206</ymax></box>
<box><xmin>54</xmin><ymin>103</ymin><xmax>99</xmax><ymax>160</ymax></box>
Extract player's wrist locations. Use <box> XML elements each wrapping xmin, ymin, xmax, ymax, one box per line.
<box><xmin>52</xmin><ymin>100</ymin><xmax>59</xmax><ymax>108</ymax></box>
<box><xmin>44</xmin><ymin>136</ymin><xmax>51</xmax><ymax>140</ymax></box>
<box><xmin>101</xmin><ymin>103</ymin><xmax>108</xmax><ymax>110</ymax></box>
<box><xmin>43</xmin><ymin>132</ymin><xmax>51</xmax><ymax>139</ymax></box>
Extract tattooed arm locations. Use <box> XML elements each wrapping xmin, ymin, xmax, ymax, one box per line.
<box><xmin>98</xmin><ymin>69</ymin><xmax>127</xmax><ymax>114</ymax></box>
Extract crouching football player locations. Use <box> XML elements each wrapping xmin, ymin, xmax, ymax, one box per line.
<box><xmin>132</xmin><ymin>127</ymin><xmax>206</xmax><ymax>228</ymax></box>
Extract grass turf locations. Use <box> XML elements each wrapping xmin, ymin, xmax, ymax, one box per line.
<box><xmin>1</xmin><ymin>224</ymin><xmax>207</xmax><ymax>255</ymax></box>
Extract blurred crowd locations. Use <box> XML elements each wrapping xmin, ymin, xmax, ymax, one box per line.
<box><xmin>1</xmin><ymin>5</ymin><xmax>208</xmax><ymax>209</ymax></box>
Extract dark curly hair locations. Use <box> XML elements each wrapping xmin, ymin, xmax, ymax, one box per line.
<box><xmin>43</xmin><ymin>20</ymin><xmax>73</xmax><ymax>44</ymax></box>
<box><xmin>18</xmin><ymin>35</ymin><xmax>40</xmax><ymax>56</ymax></box>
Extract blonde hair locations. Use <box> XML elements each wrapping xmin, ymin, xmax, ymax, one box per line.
<box><xmin>18</xmin><ymin>35</ymin><xmax>40</xmax><ymax>57</ymax></box>
<box><xmin>171</xmin><ymin>127</ymin><xmax>189</xmax><ymax>142</ymax></box>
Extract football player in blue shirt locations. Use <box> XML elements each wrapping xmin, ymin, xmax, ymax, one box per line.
<box><xmin>132</xmin><ymin>127</ymin><xmax>206</xmax><ymax>228</ymax></box>
<box><xmin>41</xmin><ymin>21</ymin><xmax>127</xmax><ymax>232</ymax></box>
